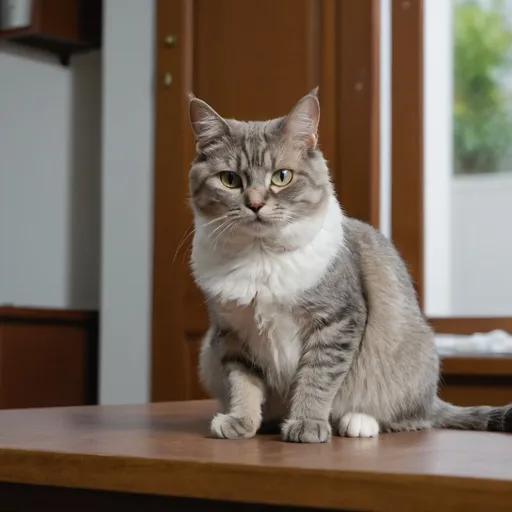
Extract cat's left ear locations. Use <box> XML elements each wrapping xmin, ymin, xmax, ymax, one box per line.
<box><xmin>281</xmin><ymin>87</ymin><xmax>320</xmax><ymax>148</ymax></box>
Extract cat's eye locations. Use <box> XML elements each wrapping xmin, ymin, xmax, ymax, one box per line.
<box><xmin>219</xmin><ymin>171</ymin><xmax>242</xmax><ymax>189</ymax></box>
<box><xmin>271</xmin><ymin>169</ymin><xmax>293</xmax><ymax>187</ymax></box>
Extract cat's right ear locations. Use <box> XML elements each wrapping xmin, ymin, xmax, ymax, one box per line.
<box><xmin>188</xmin><ymin>94</ymin><xmax>230</xmax><ymax>149</ymax></box>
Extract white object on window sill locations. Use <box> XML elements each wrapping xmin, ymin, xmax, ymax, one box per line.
<box><xmin>435</xmin><ymin>330</ymin><xmax>512</xmax><ymax>355</ymax></box>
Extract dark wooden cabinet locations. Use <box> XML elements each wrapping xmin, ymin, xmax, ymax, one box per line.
<box><xmin>440</xmin><ymin>355</ymin><xmax>512</xmax><ymax>407</ymax></box>
<box><xmin>0</xmin><ymin>307</ymin><xmax>98</xmax><ymax>409</ymax></box>
<box><xmin>0</xmin><ymin>0</ymin><xmax>102</xmax><ymax>65</ymax></box>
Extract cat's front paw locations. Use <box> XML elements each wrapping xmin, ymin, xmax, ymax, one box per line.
<box><xmin>281</xmin><ymin>418</ymin><xmax>332</xmax><ymax>443</ymax></box>
<box><xmin>210</xmin><ymin>413</ymin><xmax>258</xmax><ymax>440</ymax></box>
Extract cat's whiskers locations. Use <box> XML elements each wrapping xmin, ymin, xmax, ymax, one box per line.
<box><xmin>181</xmin><ymin>244</ymin><xmax>193</xmax><ymax>266</ymax></box>
<box><xmin>202</xmin><ymin>213</ymin><xmax>236</xmax><ymax>231</ymax></box>
<box><xmin>223</xmin><ymin>219</ymin><xmax>241</xmax><ymax>251</ymax></box>
<box><xmin>173</xmin><ymin>214</ymin><xmax>232</xmax><ymax>264</ymax></box>
<box><xmin>172</xmin><ymin>223</ymin><xmax>195</xmax><ymax>264</ymax></box>
<box><xmin>212</xmin><ymin>220</ymin><xmax>238</xmax><ymax>252</ymax></box>
<box><xmin>208</xmin><ymin>217</ymin><xmax>238</xmax><ymax>239</ymax></box>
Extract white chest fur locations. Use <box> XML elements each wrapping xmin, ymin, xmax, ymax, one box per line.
<box><xmin>191</xmin><ymin>196</ymin><xmax>345</xmax><ymax>390</ymax></box>
<box><xmin>215</xmin><ymin>298</ymin><xmax>300</xmax><ymax>390</ymax></box>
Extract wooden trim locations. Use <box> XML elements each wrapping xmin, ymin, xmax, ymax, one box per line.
<box><xmin>391</xmin><ymin>0</ymin><xmax>424</xmax><ymax>304</ymax></box>
<box><xmin>335</xmin><ymin>0</ymin><xmax>380</xmax><ymax>227</ymax></box>
<box><xmin>151</xmin><ymin>0</ymin><xmax>195</xmax><ymax>402</ymax></box>
<box><xmin>430</xmin><ymin>317</ymin><xmax>512</xmax><ymax>335</ymax></box>
<box><xmin>318</xmin><ymin>0</ymin><xmax>337</xmax><ymax>180</ymax></box>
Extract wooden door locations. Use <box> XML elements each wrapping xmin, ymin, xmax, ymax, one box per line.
<box><xmin>151</xmin><ymin>0</ymin><xmax>379</xmax><ymax>401</ymax></box>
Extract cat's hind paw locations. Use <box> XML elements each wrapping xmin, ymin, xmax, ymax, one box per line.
<box><xmin>281</xmin><ymin>418</ymin><xmax>332</xmax><ymax>443</ymax></box>
<box><xmin>337</xmin><ymin>412</ymin><xmax>379</xmax><ymax>438</ymax></box>
<box><xmin>210</xmin><ymin>413</ymin><xmax>258</xmax><ymax>440</ymax></box>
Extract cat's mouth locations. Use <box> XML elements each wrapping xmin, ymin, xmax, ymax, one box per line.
<box><xmin>239</xmin><ymin>214</ymin><xmax>274</xmax><ymax>235</ymax></box>
<box><xmin>252</xmin><ymin>215</ymin><xmax>271</xmax><ymax>226</ymax></box>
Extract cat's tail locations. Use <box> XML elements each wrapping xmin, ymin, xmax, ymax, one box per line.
<box><xmin>432</xmin><ymin>398</ymin><xmax>512</xmax><ymax>432</ymax></box>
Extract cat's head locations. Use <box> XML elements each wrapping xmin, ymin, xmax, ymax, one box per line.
<box><xmin>188</xmin><ymin>89</ymin><xmax>333</xmax><ymax>240</ymax></box>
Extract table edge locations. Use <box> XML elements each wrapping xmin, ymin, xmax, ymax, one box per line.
<box><xmin>0</xmin><ymin>448</ymin><xmax>511</xmax><ymax>511</ymax></box>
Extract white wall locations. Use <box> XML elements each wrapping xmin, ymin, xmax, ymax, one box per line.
<box><xmin>0</xmin><ymin>1</ymin><xmax>156</xmax><ymax>406</ymax></box>
<box><xmin>451</xmin><ymin>174</ymin><xmax>512</xmax><ymax>316</ymax></box>
<box><xmin>99</xmin><ymin>0</ymin><xmax>155</xmax><ymax>405</ymax></box>
<box><xmin>0</xmin><ymin>43</ymin><xmax>101</xmax><ymax>310</ymax></box>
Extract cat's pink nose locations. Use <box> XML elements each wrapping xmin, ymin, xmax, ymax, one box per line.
<box><xmin>246</xmin><ymin>202</ymin><xmax>264</xmax><ymax>213</ymax></box>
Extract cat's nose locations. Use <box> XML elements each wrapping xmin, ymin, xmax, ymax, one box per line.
<box><xmin>246</xmin><ymin>201</ymin><xmax>264</xmax><ymax>213</ymax></box>
<box><xmin>245</xmin><ymin>188</ymin><xmax>266</xmax><ymax>213</ymax></box>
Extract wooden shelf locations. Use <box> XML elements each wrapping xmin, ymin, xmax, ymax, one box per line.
<box><xmin>441</xmin><ymin>354</ymin><xmax>512</xmax><ymax>376</ymax></box>
<box><xmin>0</xmin><ymin>0</ymin><xmax>102</xmax><ymax>66</ymax></box>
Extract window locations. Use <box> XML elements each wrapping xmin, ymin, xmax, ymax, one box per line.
<box><xmin>391</xmin><ymin>0</ymin><xmax>512</xmax><ymax>339</ymax></box>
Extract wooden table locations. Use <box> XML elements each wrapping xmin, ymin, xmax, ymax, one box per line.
<box><xmin>0</xmin><ymin>401</ymin><xmax>511</xmax><ymax>511</ymax></box>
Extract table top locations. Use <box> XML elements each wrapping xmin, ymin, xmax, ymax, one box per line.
<box><xmin>0</xmin><ymin>400</ymin><xmax>511</xmax><ymax>511</ymax></box>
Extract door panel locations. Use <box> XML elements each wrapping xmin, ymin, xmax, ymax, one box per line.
<box><xmin>184</xmin><ymin>0</ymin><xmax>322</xmax><ymax>399</ymax></box>
<box><xmin>152</xmin><ymin>0</ymin><xmax>379</xmax><ymax>401</ymax></box>
<box><xmin>192</xmin><ymin>0</ymin><xmax>319</xmax><ymax>118</ymax></box>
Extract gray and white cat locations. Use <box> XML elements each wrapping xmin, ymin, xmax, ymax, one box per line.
<box><xmin>187</xmin><ymin>88</ymin><xmax>512</xmax><ymax>443</ymax></box>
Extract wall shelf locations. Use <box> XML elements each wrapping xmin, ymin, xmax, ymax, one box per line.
<box><xmin>0</xmin><ymin>0</ymin><xmax>102</xmax><ymax>66</ymax></box>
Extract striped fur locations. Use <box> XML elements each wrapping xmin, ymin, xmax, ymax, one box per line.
<box><xmin>188</xmin><ymin>90</ymin><xmax>512</xmax><ymax>442</ymax></box>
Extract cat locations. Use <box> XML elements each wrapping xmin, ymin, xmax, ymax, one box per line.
<box><xmin>187</xmin><ymin>88</ymin><xmax>512</xmax><ymax>442</ymax></box>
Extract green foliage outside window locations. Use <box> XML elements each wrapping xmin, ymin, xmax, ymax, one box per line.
<box><xmin>454</xmin><ymin>0</ymin><xmax>512</xmax><ymax>174</ymax></box>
